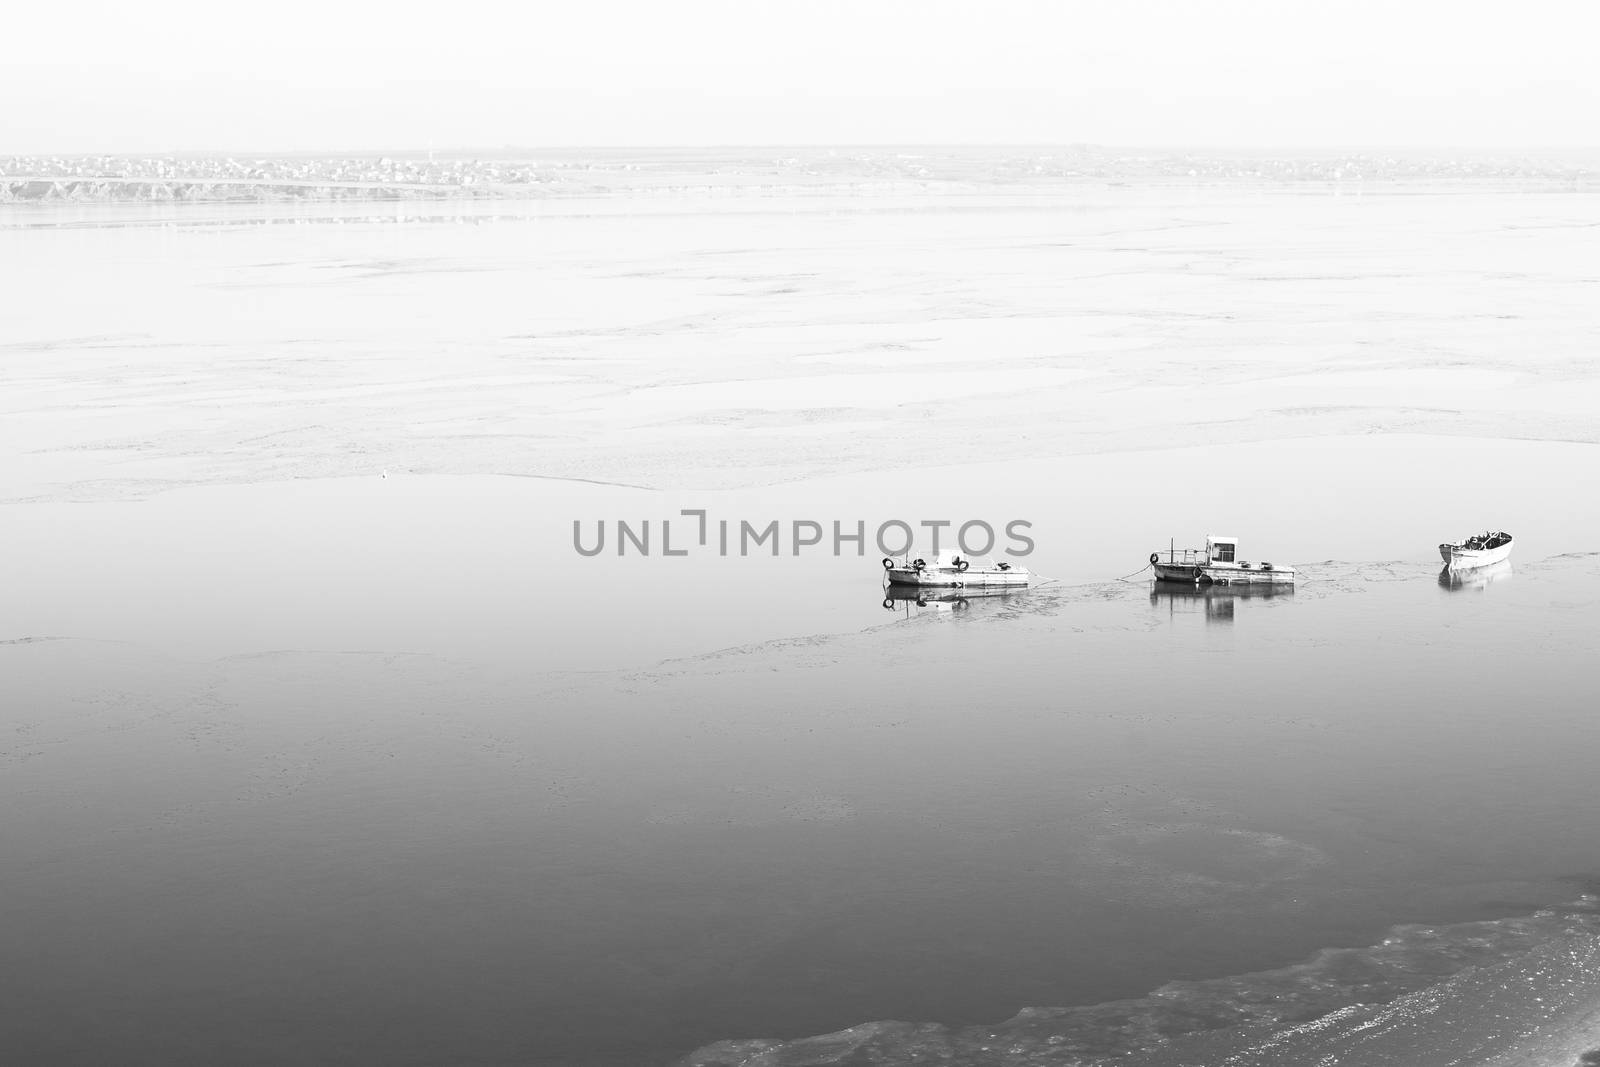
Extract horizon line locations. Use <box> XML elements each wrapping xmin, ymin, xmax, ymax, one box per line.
<box><xmin>8</xmin><ymin>142</ymin><xmax>1600</xmax><ymax>158</ymax></box>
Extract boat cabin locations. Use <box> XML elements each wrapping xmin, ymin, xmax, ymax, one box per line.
<box><xmin>1206</xmin><ymin>535</ymin><xmax>1238</xmax><ymax>565</ymax></box>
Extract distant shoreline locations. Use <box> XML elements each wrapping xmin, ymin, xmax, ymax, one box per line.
<box><xmin>4</xmin><ymin>147</ymin><xmax>1596</xmax><ymax>203</ymax></box>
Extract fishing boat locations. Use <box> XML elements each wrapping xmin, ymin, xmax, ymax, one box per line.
<box><xmin>1438</xmin><ymin>530</ymin><xmax>1513</xmax><ymax>570</ymax></box>
<box><xmin>882</xmin><ymin>551</ymin><xmax>1031</xmax><ymax>588</ymax></box>
<box><xmin>1150</xmin><ymin>535</ymin><xmax>1295</xmax><ymax>586</ymax></box>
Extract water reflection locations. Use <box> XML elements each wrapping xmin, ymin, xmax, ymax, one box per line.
<box><xmin>1438</xmin><ymin>559</ymin><xmax>1514</xmax><ymax>592</ymax></box>
<box><xmin>1149</xmin><ymin>582</ymin><xmax>1294</xmax><ymax>624</ymax></box>
<box><xmin>880</xmin><ymin>584</ymin><xmax>1025</xmax><ymax>617</ymax></box>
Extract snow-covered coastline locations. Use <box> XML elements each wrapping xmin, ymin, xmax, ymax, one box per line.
<box><xmin>4</xmin><ymin>146</ymin><xmax>1598</xmax><ymax>202</ymax></box>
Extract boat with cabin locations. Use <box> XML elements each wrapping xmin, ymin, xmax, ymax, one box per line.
<box><xmin>1150</xmin><ymin>535</ymin><xmax>1295</xmax><ymax>586</ymax></box>
<box><xmin>883</xmin><ymin>551</ymin><xmax>1031</xmax><ymax>588</ymax></box>
<box><xmin>1438</xmin><ymin>531</ymin><xmax>1513</xmax><ymax>570</ymax></box>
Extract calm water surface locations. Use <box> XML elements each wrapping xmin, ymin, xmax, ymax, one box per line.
<box><xmin>5</xmin><ymin>190</ymin><xmax>1600</xmax><ymax>1065</ymax></box>
<box><xmin>5</xmin><ymin>484</ymin><xmax>1598</xmax><ymax>1064</ymax></box>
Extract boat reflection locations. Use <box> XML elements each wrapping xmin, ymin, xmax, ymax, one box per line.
<box><xmin>1149</xmin><ymin>582</ymin><xmax>1293</xmax><ymax>625</ymax></box>
<box><xmin>1438</xmin><ymin>559</ymin><xmax>1513</xmax><ymax>592</ymax></box>
<box><xmin>880</xmin><ymin>584</ymin><xmax>1027</xmax><ymax>616</ymax></box>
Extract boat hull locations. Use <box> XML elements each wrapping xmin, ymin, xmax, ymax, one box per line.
<box><xmin>1154</xmin><ymin>561</ymin><xmax>1294</xmax><ymax>585</ymax></box>
<box><xmin>1153</xmin><ymin>562</ymin><xmax>1203</xmax><ymax>583</ymax></box>
<box><xmin>885</xmin><ymin>567</ymin><xmax>1030</xmax><ymax>588</ymax></box>
<box><xmin>1439</xmin><ymin>540</ymin><xmax>1513</xmax><ymax>569</ymax></box>
<box><xmin>1197</xmin><ymin>565</ymin><xmax>1295</xmax><ymax>586</ymax></box>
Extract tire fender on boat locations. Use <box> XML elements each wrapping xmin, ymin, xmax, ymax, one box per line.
<box><xmin>882</xmin><ymin>557</ymin><xmax>895</xmax><ymax>570</ymax></box>
<box><xmin>1149</xmin><ymin>552</ymin><xmax>1160</xmax><ymax>566</ymax></box>
<box><xmin>956</xmin><ymin>559</ymin><xmax>969</xmax><ymax>572</ymax></box>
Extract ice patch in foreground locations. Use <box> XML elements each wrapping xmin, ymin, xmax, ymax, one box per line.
<box><xmin>681</xmin><ymin>897</ymin><xmax>1600</xmax><ymax>1066</ymax></box>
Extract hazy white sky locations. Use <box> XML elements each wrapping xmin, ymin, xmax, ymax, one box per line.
<box><xmin>5</xmin><ymin>0</ymin><xmax>1597</xmax><ymax>153</ymax></box>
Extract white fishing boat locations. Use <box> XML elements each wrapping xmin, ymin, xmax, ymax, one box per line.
<box><xmin>1150</xmin><ymin>535</ymin><xmax>1294</xmax><ymax>586</ymax></box>
<box><xmin>1439</xmin><ymin>530</ymin><xmax>1513</xmax><ymax>570</ymax></box>
<box><xmin>882</xmin><ymin>551</ymin><xmax>1030</xmax><ymax>588</ymax></box>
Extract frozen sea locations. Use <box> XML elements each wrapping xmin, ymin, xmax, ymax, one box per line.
<box><xmin>3</xmin><ymin>153</ymin><xmax>1600</xmax><ymax>1066</ymax></box>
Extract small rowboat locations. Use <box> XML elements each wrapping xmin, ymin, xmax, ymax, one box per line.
<box><xmin>1439</xmin><ymin>531</ymin><xmax>1513</xmax><ymax>570</ymax></box>
<box><xmin>883</xmin><ymin>551</ymin><xmax>1031</xmax><ymax>588</ymax></box>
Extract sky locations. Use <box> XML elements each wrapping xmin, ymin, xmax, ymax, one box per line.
<box><xmin>5</xmin><ymin>0</ymin><xmax>1598</xmax><ymax>154</ymax></box>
